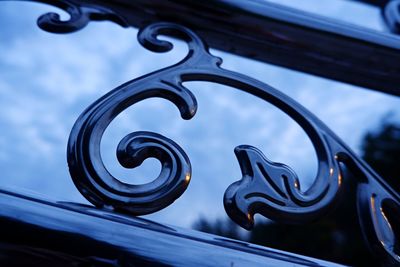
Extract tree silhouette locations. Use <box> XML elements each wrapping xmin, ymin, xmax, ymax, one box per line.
<box><xmin>362</xmin><ymin>123</ymin><xmax>400</xmax><ymax>192</ymax></box>
<box><xmin>193</xmin><ymin>121</ymin><xmax>400</xmax><ymax>266</ymax></box>
<box><xmin>192</xmin><ymin>216</ymin><xmax>242</xmax><ymax>240</ymax></box>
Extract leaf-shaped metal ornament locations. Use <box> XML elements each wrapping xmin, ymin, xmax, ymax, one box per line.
<box><xmin>23</xmin><ymin>2</ymin><xmax>400</xmax><ymax>262</ymax></box>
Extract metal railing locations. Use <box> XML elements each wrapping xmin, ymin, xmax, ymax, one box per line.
<box><xmin>2</xmin><ymin>1</ymin><xmax>400</xmax><ymax>266</ymax></box>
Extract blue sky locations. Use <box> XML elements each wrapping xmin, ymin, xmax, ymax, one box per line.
<box><xmin>1</xmin><ymin>0</ymin><xmax>400</xmax><ymax>228</ymax></box>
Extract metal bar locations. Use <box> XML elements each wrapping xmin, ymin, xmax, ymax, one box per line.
<box><xmin>77</xmin><ymin>0</ymin><xmax>400</xmax><ymax>96</ymax></box>
<box><xmin>0</xmin><ymin>188</ymin><xmax>343</xmax><ymax>266</ymax></box>
<box><xmin>351</xmin><ymin>0</ymin><xmax>389</xmax><ymax>7</ymax></box>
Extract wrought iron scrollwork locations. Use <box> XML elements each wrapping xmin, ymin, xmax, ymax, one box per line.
<box><xmin>23</xmin><ymin>0</ymin><xmax>127</xmax><ymax>33</ymax></box>
<box><xmin>355</xmin><ymin>0</ymin><xmax>400</xmax><ymax>34</ymax></box>
<box><xmin>17</xmin><ymin>0</ymin><xmax>400</xmax><ymax>263</ymax></box>
<box><xmin>67</xmin><ymin>23</ymin><xmax>201</xmax><ymax>215</ymax></box>
<box><xmin>67</xmin><ymin>21</ymin><xmax>400</xmax><ymax>265</ymax></box>
<box><xmin>383</xmin><ymin>0</ymin><xmax>400</xmax><ymax>34</ymax></box>
<box><xmin>64</xmin><ymin>21</ymin><xmax>400</xmax><ymax>265</ymax></box>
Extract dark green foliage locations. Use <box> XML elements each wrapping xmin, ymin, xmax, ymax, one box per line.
<box><xmin>193</xmin><ymin>122</ymin><xmax>400</xmax><ymax>266</ymax></box>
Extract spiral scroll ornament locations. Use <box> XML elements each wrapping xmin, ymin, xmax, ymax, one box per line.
<box><xmin>25</xmin><ymin>0</ymin><xmax>128</xmax><ymax>33</ymax></box>
<box><xmin>51</xmin><ymin>19</ymin><xmax>398</xmax><ymax>265</ymax></box>
<box><xmin>4</xmin><ymin>0</ymin><xmax>398</xmax><ymax>264</ymax></box>
<box><xmin>383</xmin><ymin>0</ymin><xmax>400</xmax><ymax>34</ymax></box>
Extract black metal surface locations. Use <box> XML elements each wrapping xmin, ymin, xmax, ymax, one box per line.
<box><xmin>65</xmin><ymin>20</ymin><xmax>400</xmax><ymax>265</ymax></box>
<box><xmin>21</xmin><ymin>0</ymin><xmax>400</xmax><ymax>96</ymax></box>
<box><xmin>383</xmin><ymin>0</ymin><xmax>400</xmax><ymax>33</ymax></box>
<box><xmin>0</xmin><ymin>188</ymin><xmax>344</xmax><ymax>266</ymax></box>
<box><xmin>66</xmin><ymin>23</ymin><xmax>198</xmax><ymax>215</ymax></box>
<box><xmin>3</xmin><ymin>0</ymin><xmax>400</xmax><ymax>266</ymax></box>
<box><xmin>24</xmin><ymin>0</ymin><xmax>128</xmax><ymax>33</ymax></box>
<box><xmin>8</xmin><ymin>0</ymin><xmax>400</xmax><ymax>95</ymax></box>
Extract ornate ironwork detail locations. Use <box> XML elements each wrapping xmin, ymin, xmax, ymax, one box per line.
<box><xmin>4</xmin><ymin>0</ymin><xmax>390</xmax><ymax>259</ymax></box>
<box><xmin>63</xmin><ymin>21</ymin><xmax>400</xmax><ymax>264</ymax></box>
<box><xmin>67</xmin><ymin>23</ymin><xmax>200</xmax><ymax>215</ymax></box>
<box><xmin>224</xmin><ymin>141</ymin><xmax>340</xmax><ymax>230</ymax></box>
<box><xmin>354</xmin><ymin>0</ymin><xmax>400</xmax><ymax>34</ymax></box>
<box><xmin>24</xmin><ymin>0</ymin><xmax>127</xmax><ymax>33</ymax></box>
<box><xmin>383</xmin><ymin>0</ymin><xmax>400</xmax><ymax>34</ymax></box>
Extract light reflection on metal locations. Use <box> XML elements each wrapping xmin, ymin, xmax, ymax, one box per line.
<box><xmin>358</xmin><ymin>186</ymin><xmax>400</xmax><ymax>266</ymax></box>
<box><xmin>380</xmin><ymin>207</ymin><xmax>392</xmax><ymax>232</ymax></box>
<box><xmin>0</xmin><ymin>188</ymin><xmax>344</xmax><ymax>266</ymax></box>
<box><xmin>19</xmin><ymin>0</ymin><xmax>400</xmax><ymax>96</ymax></box>
<box><xmin>66</xmin><ymin>20</ymin><xmax>400</xmax><ymax>265</ymax></box>
<box><xmin>185</xmin><ymin>173</ymin><xmax>191</xmax><ymax>184</ymax></box>
<box><xmin>5</xmin><ymin>0</ymin><xmax>400</xmax><ymax>266</ymax></box>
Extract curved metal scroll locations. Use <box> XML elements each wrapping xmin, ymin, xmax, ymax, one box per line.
<box><xmin>67</xmin><ymin>24</ymin><xmax>199</xmax><ymax>215</ymax></box>
<box><xmin>22</xmin><ymin>0</ymin><xmax>127</xmax><ymax>33</ymax></box>
<box><xmin>357</xmin><ymin>0</ymin><xmax>400</xmax><ymax>34</ymax></box>
<box><xmin>68</xmin><ymin>22</ymin><xmax>400</xmax><ymax>265</ymax></box>
<box><xmin>26</xmin><ymin>4</ymin><xmax>400</xmax><ymax>263</ymax></box>
<box><xmin>383</xmin><ymin>0</ymin><xmax>400</xmax><ymax>34</ymax></box>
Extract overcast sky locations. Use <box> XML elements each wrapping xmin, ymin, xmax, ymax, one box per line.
<box><xmin>1</xmin><ymin>0</ymin><xmax>400</xmax><ymax>228</ymax></box>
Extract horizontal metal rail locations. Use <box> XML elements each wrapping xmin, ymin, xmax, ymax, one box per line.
<box><xmin>0</xmin><ymin>189</ymin><xmax>343</xmax><ymax>266</ymax></box>
<box><xmin>76</xmin><ymin>0</ymin><xmax>400</xmax><ymax>96</ymax></box>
